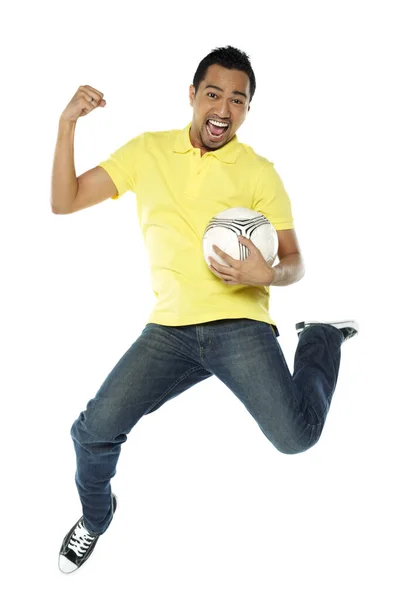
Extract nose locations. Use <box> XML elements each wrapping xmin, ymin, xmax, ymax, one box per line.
<box><xmin>214</xmin><ymin>98</ymin><xmax>231</xmax><ymax>120</ymax></box>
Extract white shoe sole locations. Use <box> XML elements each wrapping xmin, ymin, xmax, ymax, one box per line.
<box><xmin>296</xmin><ymin>320</ymin><xmax>359</xmax><ymax>338</ymax></box>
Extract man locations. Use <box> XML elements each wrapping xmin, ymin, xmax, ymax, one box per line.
<box><xmin>52</xmin><ymin>46</ymin><xmax>358</xmax><ymax>574</ymax></box>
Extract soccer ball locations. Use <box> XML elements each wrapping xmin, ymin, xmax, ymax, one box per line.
<box><xmin>202</xmin><ymin>207</ymin><xmax>278</xmax><ymax>268</ymax></box>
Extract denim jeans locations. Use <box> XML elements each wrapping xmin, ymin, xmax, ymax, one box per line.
<box><xmin>70</xmin><ymin>318</ymin><xmax>343</xmax><ymax>535</ymax></box>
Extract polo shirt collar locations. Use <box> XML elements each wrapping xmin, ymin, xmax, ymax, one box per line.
<box><xmin>173</xmin><ymin>122</ymin><xmax>241</xmax><ymax>164</ymax></box>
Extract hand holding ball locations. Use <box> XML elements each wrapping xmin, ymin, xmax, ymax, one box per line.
<box><xmin>202</xmin><ymin>208</ymin><xmax>278</xmax><ymax>286</ymax></box>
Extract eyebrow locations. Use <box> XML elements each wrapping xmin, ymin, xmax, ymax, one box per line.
<box><xmin>204</xmin><ymin>84</ymin><xmax>248</xmax><ymax>99</ymax></box>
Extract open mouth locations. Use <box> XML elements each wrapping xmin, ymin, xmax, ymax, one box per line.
<box><xmin>206</xmin><ymin>119</ymin><xmax>229</xmax><ymax>140</ymax></box>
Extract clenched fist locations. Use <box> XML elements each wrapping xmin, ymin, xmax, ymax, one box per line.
<box><xmin>60</xmin><ymin>85</ymin><xmax>106</xmax><ymax>123</ymax></box>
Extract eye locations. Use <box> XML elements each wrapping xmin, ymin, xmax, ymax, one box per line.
<box><xmin>233</xmin><ymin>99</ymin><xmax>243</xmax><ymax>104</ymax></box>
<box><xmin>207</xmin><ymin>93</ymin><xmax>217</xmax><ymax>98</ymax></box>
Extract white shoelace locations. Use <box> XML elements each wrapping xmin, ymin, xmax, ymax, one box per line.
<box><xmin>68</xmin><ymin>521</ymin><xmax>96</xmax><ymax>557</ymax></box>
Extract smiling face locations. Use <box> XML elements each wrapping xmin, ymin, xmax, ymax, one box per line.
<box><xmin>189</xmin><ymin>63</ymin><xmax>251</xmax><ymax>155</ymax></box>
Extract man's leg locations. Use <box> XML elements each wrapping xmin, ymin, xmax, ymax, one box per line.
<box><xmin>200</xmin><ymin>318</ymin><xmax>344</xmax><ymax>454</ymax></box>
<box><xmin>70</xmin><ymin>323</ymin><xmax>213</xmax><ymax>535</ymax></box>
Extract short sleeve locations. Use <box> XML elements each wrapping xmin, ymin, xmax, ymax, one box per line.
<box><xmin>252</xmin><ymin>162</ymin><xmax>294</xmax><ymax>230</ymax></box>
<box><xmin>97</xmin><ymin>132</ymin><xmax>145</xmax><ymax>200</ymax></box>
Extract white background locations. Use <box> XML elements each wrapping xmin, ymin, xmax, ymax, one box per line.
<box><xmin>2</xmin><ymin>0</ymin><xmax>399</xmax><ymax>597</ymax></box>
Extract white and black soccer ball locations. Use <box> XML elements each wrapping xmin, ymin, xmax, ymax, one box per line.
<box><xmin>203</xmin><ymin>207</ymin><xmax>278</xmax><ymax>268</ymax></box>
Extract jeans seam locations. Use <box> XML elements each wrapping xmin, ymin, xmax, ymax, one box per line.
<box><xmin>145</xmin><ymin>365</ymin><xmax>206</xmax><ymax>413</ymax></box>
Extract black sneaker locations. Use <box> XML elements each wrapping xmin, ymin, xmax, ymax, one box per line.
<box><xmin>295</xmin><ymin>320</ymin><xmax>359</xmax><ymax>342</ymax></box>
<box><xmin>58</xmin><ymin>493</ymin><xmax>118</xmax><ymax>574</ymax></box>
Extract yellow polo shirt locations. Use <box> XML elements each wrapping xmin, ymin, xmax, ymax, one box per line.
<box><xmin>98</xmin><ymin>122</ymin><xmax>294</xmax><ymax>328</ymax></box>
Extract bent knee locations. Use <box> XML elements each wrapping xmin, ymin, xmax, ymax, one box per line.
<box><xmin>268</xmin><ymin>422</ymin><xmax>323</xmax><ymax>455</ymax></box>
<box><xmin>70</xmin><ymin>409</ymin><xmax>124</xmax><ymax>443</ymax></box>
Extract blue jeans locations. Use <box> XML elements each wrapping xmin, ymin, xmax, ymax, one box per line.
<box><xmin>70</xmin><ymin>318</ymin><xmax>343</xmax><ymax>534</ymax></box>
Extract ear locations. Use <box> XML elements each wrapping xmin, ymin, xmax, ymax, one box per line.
<box><xmin>189</xmin><ymin>85</ymin><xmax>195</xmax><ymax>107</ymax></box>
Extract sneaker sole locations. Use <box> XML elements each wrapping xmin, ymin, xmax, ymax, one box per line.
<box><xmin>296</xmin><ymin>320</ymin><xmax>359</xmax><ymax>331</ymax></box>
<box><xmin>296</xmin><ymin>320</ymin><xmax>359</xmax><ymax>335</ymax></box>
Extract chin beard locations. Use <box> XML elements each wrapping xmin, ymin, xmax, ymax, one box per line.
<box><xmin>201</xmin><ymin>139</ymin><xmax>213</xmax><ymax>150</ymax></box>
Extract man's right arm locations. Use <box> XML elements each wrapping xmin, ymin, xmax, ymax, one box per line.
<box><xmin>51</xmin><ymin>118</ymin><xmax>118</xmax><ymax>215</ymax></box>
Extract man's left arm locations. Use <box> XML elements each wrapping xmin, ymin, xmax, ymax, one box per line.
<box><xmin>251</xmin><ymin>162</ymin><xmax>304</xmax><ymax>287</ymax></box>
<box><xmin>270</xmin><ymin>228</ymin><xmax>305</xmax><ymax>286</ymax></box>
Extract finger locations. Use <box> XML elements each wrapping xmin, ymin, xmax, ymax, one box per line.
<box><xmin>213</xmin><ymin>246</ymin><xmax>237</xmax><ymax>265</ymax></box>
<box><xmin>80</xmin><ymin>89</ymin><xmax>101</xmax><ymax>106</ymax></box>
<box><xmin>209</xmin><ymin>259</ymin><xmax>232</xmax><ymax>275</ymax></box>
<box><xmin>213</xmin><ymin>245</ymin><xmax>228</xmax><ymax>257</ymax></box>
<box><xmin>209</xmin><ymin>264</ymin><xmax>223</xmax><ymax>278</ymax></box>
<box><xmin>79</xmin><ymin>88</ymin><xmax>105</xmax><ymax>109</ymax></box>
<box><xmin>80</xmin><ymin>85</ymin><xmax>104</xmax><ymax>99</ymax></box>
<box><xmin>238</xmin><ymin>236</ymin><xmax>257</xmax><ymax>254</ymax></box>
<box><xmin>210</xmin><ymin>264</ymin><xmax>235</xmax><ymax>283</ymax></box>
<box><xmin>210</xmin><ymin>251</ymin><xmax>234</xmax><ymax>267</ymax></box>
<box><xmin>79</xmin><ymin>95</ymin><xmax>97</xmax><ymax>114</ymax></box>
<box><xmin>209</xmin><ymin>263</ymin><xmax>220</xmax><ymax>275</ymax></box>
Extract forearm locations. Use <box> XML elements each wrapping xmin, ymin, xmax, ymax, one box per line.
<box><xmin>270</xmin><ymin>253</ymin><xmax>305</xmax><ymax>286</ymax></box>
<box><xmin>51</xmin><ymin>119</ymin><xmax>78</xmax><ymax>214</ymax></box>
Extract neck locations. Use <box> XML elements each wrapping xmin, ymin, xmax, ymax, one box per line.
<box><xmin>189</xmin><ymin>125</ymin><xmax>206</xmax><ymax>154</ymax></box>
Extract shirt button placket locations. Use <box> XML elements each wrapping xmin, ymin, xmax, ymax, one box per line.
<box><xmin>186</xmin><ymin>152</ymin><xmax>201</xmax><ymax>197</ymax></box>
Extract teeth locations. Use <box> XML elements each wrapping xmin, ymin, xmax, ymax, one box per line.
<box><xmin>208</xmin><ymin>119</ymin><xmax>228</xmax><ymax>128</ymax></box>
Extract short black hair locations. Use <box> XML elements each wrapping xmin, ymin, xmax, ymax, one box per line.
<box><xmin>192</xmin><ymin>45</ymin><xmax>256</xmax><ymax>103</ymax></box>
